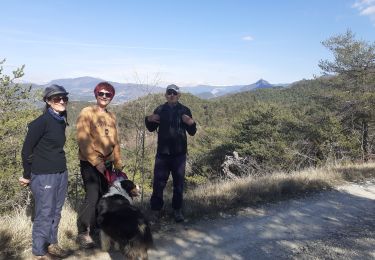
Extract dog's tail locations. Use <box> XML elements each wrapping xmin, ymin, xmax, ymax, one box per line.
<box><xmin>139</xmin><ymin>223</ymin><xmax>154</xmax><ymax>249</ymax></box>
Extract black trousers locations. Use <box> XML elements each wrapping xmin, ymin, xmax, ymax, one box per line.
<box><xmin>77</xmin><ymin>160</ymin><xmax>108</xmax><ymax>234</ymax></box>
<box><xmin>150</xmin><ymin>153</ymin><xmax>186</xmax><ymax>211</ymax></box>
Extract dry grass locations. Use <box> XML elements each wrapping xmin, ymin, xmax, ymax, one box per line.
<box><xmin>0</xmin><ymin>207</ymin><xmax>32</xmax><ymax>259</ymax></box>
<box><xmin>57</xmin><ymin>204</ymin><xmax>79</xmax><ymax>251</ymax></box>
<box><xmin>183</xmin><ymin>162</ymin><xmax>375</xmax><ymax>218</ymax></box>
<box><xmin>1</xmin><ymin>162</ymin><xmax>374</xmax><ymax>259</ymax></box>
<box><xmin>0</xmin><ymin>204</ymin><xmax>79</xmax><ymax>259</ymax></box>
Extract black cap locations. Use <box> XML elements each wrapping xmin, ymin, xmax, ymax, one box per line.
<box><xmin>43</xmin><ymin>84</ymin><xmax>69</xmax><ymax>101</ymax></box>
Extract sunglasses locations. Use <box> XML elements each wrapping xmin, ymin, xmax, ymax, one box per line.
<box><xmin>51</xmin><ymin>96</ymin><xmax>69</xmax><ymax>103</ymax></box>
<box><xmin>98</xmin><ymin>91</ymin><xmax>113</xmax><ymax>98</ymax></box>
<box><xmin>166</xmin><ymin>90</ymin><xmax>178</xmax><ymax>96</ymax></box>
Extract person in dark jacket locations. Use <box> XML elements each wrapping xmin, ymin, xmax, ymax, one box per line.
<box><xmin>19</xmin><ymin>85</ymin><xmax>70</xmax><ymax>260</ymax></box>
<box><xmin>145</xmin><ymin>84</ymin><xmax>197</xmax><ymax>222</ymax></box>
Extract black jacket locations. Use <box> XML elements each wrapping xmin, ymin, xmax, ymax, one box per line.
<box><xmin>145</xmin><ymin>102</ymin><xmax>197</xmax><ymax>155</ymax></box>
<box><xmin>21</xmin><ymin>111</ymin><xmax>67</xmax><ymax>179</ymax></box>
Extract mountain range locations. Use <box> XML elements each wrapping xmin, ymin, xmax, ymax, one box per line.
<box><xmin>185</xmin><ymin>79</ymin><xmax>287</xmax><ymax>99</ymax></box>
<box><xmin>31</xmin><ymin>77</ymin><xmax>289</xmax><ymax>103</ymax></box>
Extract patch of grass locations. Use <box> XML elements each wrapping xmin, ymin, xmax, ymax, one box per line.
<box><xmin>183</xmin><ymin>162</ymin><xmax>375</xmax><ymax>218</ymax></box>
<box><xmin>335</xmin><ymin>163</ymin><xmax>375</xmax><ymax>182</ymax></box>
<box><xmin>58</xmin><ymin>204</ymin><xmax>79</xmax><ymax>251</ymax></box>
<box><xmin>0</xmin><ymin>204</ymin><xmax>79</xmax><ymax>259</ymax></box>
<box><xmin>0</xmin><ymin>207</ymin><xmax>32</xmax><ymax>259</ymax></box>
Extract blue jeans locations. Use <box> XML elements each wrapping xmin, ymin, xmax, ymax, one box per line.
<box><xmin>150</xmin><ymin>154</ymin><xmax>186</xmax><ymax>211</ymax></box>
<box><xmin>30</xmin><ymin>171</ymin><xmax>68</xmax><ymax>256</ymax></box>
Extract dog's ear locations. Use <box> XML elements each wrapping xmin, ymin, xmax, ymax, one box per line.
<box><xmin>120</xmin><ymin>180</ymin><xmax>140</xmax><ymax>197</ymax></box>
<box><xmin>131</xmin><ymin>185</ymin><xmax>140</xmax><ymax>197</ymax></box>
<box><xmin>120</xmin><ymin>179</ymin><xmax>136</xmax><ymax>192</ymax></box>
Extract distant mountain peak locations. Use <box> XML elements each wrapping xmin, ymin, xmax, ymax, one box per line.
<box><xmin>256</xmin><ymin>78</ymin><xmax>268</xmax><ymax>83</ymax></box>
<box><xmin>255</xmin><ymin>79</ymin><xmax>271</xmax><ymax>88</ymax></box>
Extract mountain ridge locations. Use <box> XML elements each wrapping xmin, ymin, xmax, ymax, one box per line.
<box><xmin>29</xmin><ymin>77</ymin><xmax>290</xmax><ymax>103</ymax></box>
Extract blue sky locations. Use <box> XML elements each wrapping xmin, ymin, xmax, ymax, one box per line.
<box><xmin>1</xmin><ymin>0</ymin><xmax>375</xmax><ymax>86</ymax></box>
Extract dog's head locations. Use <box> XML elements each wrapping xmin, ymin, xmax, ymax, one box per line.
<box><xmin>119</xmin><ymin>179</ymin><xmax>140</xmax><ymax>198</ymax></box>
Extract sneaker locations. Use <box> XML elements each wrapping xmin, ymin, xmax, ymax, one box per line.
<box><xmin>47</xmin><ymin>243</ymin><xmax>69</xmax><ymax>258</ymax></box>
<box><xmin>76</xmin><ymin>232</ymin><xmax>96</xmax><ymax>249</ymax></box>
<box><xmin>174</xmin><ymin>209</ymin><xmax>184</xmax><ymax>223</ymax></box>
<box><xmin>32</xmin><ymin>253</ymin><xmax>54</xmax><ymax>260</ymax></box>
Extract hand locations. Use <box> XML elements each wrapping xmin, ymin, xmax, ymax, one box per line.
<box><xmin>19</xmin><ymin>177</ymin><xmax>30</xmax><ymax>187</ymax></box>
<box><xmin>113</xmin><ymin>167</ymin><xmax>123</xmax><ymax>173</ymax></box>
<box><xmin>147</xmin><ymin>114</ymin><xmax>160</xmax><ymax>123</ymax></box>
<box><xmin>96</xmin><ymin>162</ymin><xmax>106</xmax><ymax>174</ymax></box>
<box><xmin>182</xmin><ymin>114</ymin><xmax>194</xmax><ymax>126</ymax></box>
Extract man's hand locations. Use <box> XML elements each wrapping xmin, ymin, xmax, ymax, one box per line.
<box><xmin>182</xmin><ymin>114</ymin><xmax>195</xmax><ymax>126</ymax></box>
<box><xmin>19</xmin><ymin>177</ymin><xmax>30</xmax><ymax>187</ymax></box>
<box><xmin>147</xmin><ymin>114</ymin><xmax>160</xmax><ymax>123</ymax></box>
<box><xmin>96</xmin><ymin>162</ymin><xmax>106</xmax><ymax>174</ymax></box>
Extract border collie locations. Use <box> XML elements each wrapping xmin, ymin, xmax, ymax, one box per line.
<box><xmin>97</xmin><ymin>179</ymin><xmax>153</xmax><ymax>259</ymax></box>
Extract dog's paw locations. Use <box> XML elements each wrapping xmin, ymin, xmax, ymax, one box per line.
<box><xmin>100</xmin><ymin>230</ymin><xmax>111</xmax><ymax>251</ymax></box>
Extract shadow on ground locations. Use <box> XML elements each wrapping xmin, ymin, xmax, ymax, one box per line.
<box><xmin>148</xmin><ymin>186</ymin><xmax>375</xmax><ymax>259</ymax></box>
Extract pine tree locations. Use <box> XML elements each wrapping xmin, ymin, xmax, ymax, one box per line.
<box><xmin>319</xmin><ymin>30</ymin><xmax>375</xmax><ymax>161</ymax></box>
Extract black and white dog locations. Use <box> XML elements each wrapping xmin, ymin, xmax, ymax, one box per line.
<box><xmin>97</xmin><ymin>179</ymin><xmax>153</xmax><ymax>260</ymax></box>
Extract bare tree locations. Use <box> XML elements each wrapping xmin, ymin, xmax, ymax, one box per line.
<box><xmin>119</xmin><ymin>72</ymin><xmax>162</xmax><ymax>203</ymax></box>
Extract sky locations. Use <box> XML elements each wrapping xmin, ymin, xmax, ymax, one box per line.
<box><xmin>1</xmin><ymin>0</ymin><xmax>375</xmax><ymax>87</ymax></box>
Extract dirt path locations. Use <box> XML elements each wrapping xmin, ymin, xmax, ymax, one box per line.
<box><xmin>66</xmin><ymin>180</ymin><xmax>375</xmax><ymax>260</ymax></box>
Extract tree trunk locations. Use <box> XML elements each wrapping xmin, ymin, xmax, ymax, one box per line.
<box><xmin>362</xmin><ymin>120</ymin><xmax>369</xmax><ymax>162</ymax></box>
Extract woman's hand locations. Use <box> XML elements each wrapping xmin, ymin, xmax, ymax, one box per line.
<box><xmin>19</xmin><ymin>177</ymin><xmax>30</xmax><ymax>187</ymax></box>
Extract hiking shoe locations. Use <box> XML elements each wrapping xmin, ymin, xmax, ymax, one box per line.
<box><xmin>174</xmin><ymin>209</ymin><xmax>184</xmax><ymax>223</ymax></box>
<box><xmin>32</xmin><ymin>253</ymin><xmax>55</xmax><ymax>260</ymax></box>
<box><xmin>47</xmin><ymin>243</ymin><xmax>69</xmax><ymax>258</ymax></box>
<box><xmin>76</xmin><ymin>232</ymin><xmax>96</xmax><ymax>249</ymax></box>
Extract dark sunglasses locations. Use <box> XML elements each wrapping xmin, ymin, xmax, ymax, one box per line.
<box><xmin>98</xmin><ymin>91</ymin><xmax>113</xmax><ymax>98</ymax></box>
<box><xmin>51</xmin><ymin>96</ymin><xmax>69</xmax><ymax>103</ymax></box>
<box><xmin>166</xmin><ymin>90</ymin><xmax>178</xmax><ymax>96</ymax></box>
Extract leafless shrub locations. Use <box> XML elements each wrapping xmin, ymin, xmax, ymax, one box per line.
<box><xmin>220</xmin><ymin>151</ymin><xmax>263</xmax><ymax>179</ymax></box>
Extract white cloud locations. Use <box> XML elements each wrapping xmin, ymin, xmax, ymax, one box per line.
<box><xmin>361</xmin><ymin>5</ymin><xmax>375</xmax><ymax>15</ymax></box>
<box><xmin>242</xmin><ymin>35</ymin><xmax>254</xmax><ymax>41</ymax></box>
<box><xmin>353</xmin><ymin>0</ymin><xmax>375</xmax><ymax>23</ymax></box>
<box><xmin>353</xmin><ymin>0</ymin><xmax>375</xmax><ymax>8</ymax></box>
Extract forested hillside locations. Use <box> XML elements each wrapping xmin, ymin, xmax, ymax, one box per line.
<box><xmin>114</xmin><ymin>76</ymin><xmax>373</xmax><ymax>184</ymax></box>
<box><xmin>0</xmin><ymin>30</ymin><xmax>374</xmax><ymax>213</ymax></box>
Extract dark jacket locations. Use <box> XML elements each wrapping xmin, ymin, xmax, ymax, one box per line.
<box><xmin>145</xmin><ymin>102</ymin><xmax>197</xmax><ymax>155</ymax></box>
<box><xmin>21</xmin><ymin>110</ymin><xmax>67</xmax><ymax>179</ymax></box>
